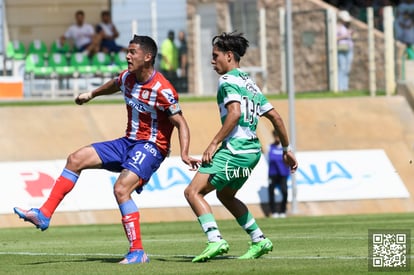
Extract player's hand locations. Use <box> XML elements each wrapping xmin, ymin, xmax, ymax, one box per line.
<box><xmin>75</xmin><ymin>92</ymin><xmax>93</xmax><ymax>105</ymax></box>
<box><xmin>182</xmin><ymin>155</ymin><xmax>202</xmax><ymax>171</ymax></box>
<box><xmin>283</xmin><ymin>151</ymin><xmax>298</xmax><ymax>173</ymax></box>
<box><xmin>202</xmin><ymin>142</ymin><xmax>218</xmax><ymax>164</ymax></box>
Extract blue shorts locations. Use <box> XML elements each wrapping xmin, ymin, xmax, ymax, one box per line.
<box><xmin>100</xmin><ymin>39</ymin><xmax>123</xmax><ymax>53</ymax></box>
<box><xmin>92</xmin><ymin>137</ymin><xmax>165</xmax><ymax>182</ymax></box>
<box><xmin>77</xmin><ymin>43</ymin><xmax>91</xmax><ymax>52</ymax></box>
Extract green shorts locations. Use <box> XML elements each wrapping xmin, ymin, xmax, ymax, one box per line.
<box><xmin>198</xmin><ymin>148</ymin><xmax>261</xmax><ymax>191</ymax></box>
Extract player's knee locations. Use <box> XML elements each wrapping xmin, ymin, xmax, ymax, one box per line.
<box><xmin>113</xmin><ymin>183</ymin><xmax>128</xmax><ymax>201</ymax></box>
<box><xmin>216</xmin><ymin>191</ymin><xmax>234</xmax><ymax>205</ymax></box>
<box><xmin>183</xmin><ymin>186</ymin><xmax>191</xmax><ymax>200</ymax></box>
<box><xmin>184</xmin><ymin>185</ymin><xmax>197</xmax><ymax>201</ymax></box>
<box><xmin>216</xmin><ymin>192</ymin><xmax>226</xmax><ymax>203</ymax></box>
<box><xmin>66</xmin><ymin>152</ymin><xmax>84</xmax><ymax>173</ymax></box>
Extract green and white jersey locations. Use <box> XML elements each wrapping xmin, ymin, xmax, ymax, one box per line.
<box><xmin>217</xmin><ymin>68</ymin><xmax>273</xmax><ymax>154</ymax></box>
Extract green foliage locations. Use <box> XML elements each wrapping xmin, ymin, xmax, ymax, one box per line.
<box><xmin>0</xmin><ymin>213</ymin><xmax>412</xmax><ymax>274</ymax></box>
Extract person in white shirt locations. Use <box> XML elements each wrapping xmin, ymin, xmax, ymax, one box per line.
<box><xmin>60</xmin><ymin>10</ymin><xmax>101</xmax><ymax>56</ymax></box>
<box><xmin>96</xmin><ymin>10</ymin><xmax>126</xmax><ymax>53</ymax></box>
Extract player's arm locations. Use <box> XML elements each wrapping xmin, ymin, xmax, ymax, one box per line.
<box><xmin>203</xmin><ymin>101</ymin><xmax>240</xmax><ymax>164</ymax></box>
<box><xmin>75</xmin><ymin>78</ymin><xmax>120</xmax><ymax>105</ymax></box>
<box><xmin>262</xmin><ymin>109</ymin><xmax>298</xmax><ymax>172</ymax></box>
<box><xmin>168</xmin><ymin>112</ymin><xmax>201</xmax><ymax>170</ymax></box>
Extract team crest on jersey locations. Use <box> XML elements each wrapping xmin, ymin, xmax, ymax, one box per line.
<box><xmin>246</xmin><ymin>82</ymin><xmax>259</xmax><ymax>94</ymax></box>
<box><xmin>140</xmin><ymin>89</ymin><xmax>151</xmax><ymax>100</ymax></box>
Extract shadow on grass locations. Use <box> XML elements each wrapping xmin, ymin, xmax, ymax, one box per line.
<box><xmin>22</xmin><ymin>255</ymin><xmax>235</xmax><ymax>265</ymax></box>
<box><xmin>23</xmin><ymin>257</ymin><xmax>121</xmax><ymax>265</ymax></box>
<box><xmin>157</xmin><ymin>255</ymin><xmax>234</xmax><ymax>263</ymax></box>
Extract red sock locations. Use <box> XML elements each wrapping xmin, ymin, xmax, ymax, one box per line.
<box><xmin>40</xmin><ymin>175</ymin><xmax>75</xmax><ymax>218</ymax></box>
<box><xmin>122</xmin><ymin>212</ymin><xmax>143</xmax><ymax>252</ymax></box>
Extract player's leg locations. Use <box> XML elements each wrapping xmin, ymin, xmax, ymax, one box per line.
<box><xmin>217</xmin><ymin>186</ymin><xmax>273</xmax><ymax>259</ymax></box>
<box><xmin>41</xmin><ymin>145</ymin><xmax>102</xmax><ymax>216</ymax></box>
<box><xmin>14</xmin><ymin>145</ymin><xmax>102</xmax><ymax>230</ymax></box>
<box><xmin>117</xmin><ymin>141</ymin><xmax>164</xmax><ymax>264</ymax></box>
<box><xmin>113</xmin><ymin>169</ymin><xmax>149</xmax><ymax>264</ymax></box>
<box><xmin>216</xmin><ymin>187</ymin><xmax>266</xmax><ymax>237</ymax></box>
<box><xmin>217</xmin><ymin>151</ymin><xmax>273</xmax><ymax>259</ymax></box>
<box><xmin>184</xmin><ymin>172</ymin><xmax>215</xmax><ymax>215</ymax></box>
<box><xmin>184</xmin><ymin>172</ymin><xmax>229</xmax><ymax>262</ymax></box>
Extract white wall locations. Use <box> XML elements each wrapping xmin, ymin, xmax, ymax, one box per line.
<box><xmin>111</xmin><ymin>0</ymin><xmax>187</xmax><ymax>48</ymax></box>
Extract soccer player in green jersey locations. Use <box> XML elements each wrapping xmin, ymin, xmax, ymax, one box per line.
<box><xmin>184</xmin><ymin>32</ymin><xmax>298</xmax><ymax>262</ymax></box>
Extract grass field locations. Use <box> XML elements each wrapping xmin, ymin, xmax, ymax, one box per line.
<box><xmin>0</xmin><ymin>213</ymin><xmax>412</xmax><ymax>274</ymax></box>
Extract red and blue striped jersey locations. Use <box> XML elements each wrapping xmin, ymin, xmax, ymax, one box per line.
<box><xmin>116</xmin><ymin>70</ymin><xmax>181</xmax><ymax>156</ymax></box>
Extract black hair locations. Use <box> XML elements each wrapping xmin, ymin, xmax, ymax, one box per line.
<box><xmin>168</xmin><ymin>30</ymin><xmax>174</xmax><ymax>38</ymax></box>
<box><xmin>101</xmin><ymin>10</ymin><xmax>110</xmax><ymax>17</ymax></box>
<box><xmin>129</xmin><ymin>35</ymin><xmax>158</xmax><ymax>65</ymax></box>
<box><xmin>211</xmin><ymin>31</ymin><xmax>249</xmax><ymax>62</ymax></box>
<box><xmin>75</xmin><ymin>10</ymin><xmax>84</xmax><ymax>17</ymax></box>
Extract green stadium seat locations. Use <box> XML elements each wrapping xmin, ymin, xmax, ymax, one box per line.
<box><xmin>70</xmin><ymin>52</ymin><xmax>98</xmax><ymax>75</ymax></box>
<box><xmin>6</xmin><ymin>40</ymin><xmax>26</xmax><ymax>60</ymax></box>
<box><xmin>114</xmin><ymin>51</ymin><xmax>128</xmax><ymax>70</ymax></box>
<box><xmin>25</xmin><ymin>53</ymin><xmax>53</xmax><ymax>77</ymax></box>
<box><xmin>49</xmin><ymin>53</ymin><xmax>76</xmax><ymax>77</ymax></box>
<box><xmin>28</xmin><ymin>40</ymin><xmax>48</xmax><ymax>58</ymax></box>
<box><xmin>50</xmin><ymin>40</ymin><xmax>71</xmax><ymax>55</ymax></box>
<box><xmin>25</xmin><ymin>53</ymin><xmax>54</xmax><ymax>95</ymax></box>
<box><xmin>92</xmin><ymin>52</ymin><xmax>120</xmax><ymax>76</ymax></box>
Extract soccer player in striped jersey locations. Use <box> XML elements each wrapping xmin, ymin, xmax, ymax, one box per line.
<box><xmin>184</xmin><ymin>32</ymin><xmax>298</xmax><ymax>262</ymax></box>
<box><xmin>14</xmin><ymin>35</ymin><xmax>200</xmax><ymax>264</ymax></box>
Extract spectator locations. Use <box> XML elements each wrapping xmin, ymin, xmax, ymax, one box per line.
<box><xmin>60</xmin><ymin>10</ymin><xmax>101</xmax><ymax>56</ymax></box>
<box><xmin>337</xmin><ymin>10</ymin><xmax>354</xmax><ymax>91</ymax></box>
<box><xmin>176</xmin><ymin>30</ymin><xmax>188</xmax><ymax>93</ymax></box>
<box><xmin>160</xmin><ymin>30</ymin><xmax>179</xmax><ymax>86</ymax></box>
<box><xmin>396</xmin><ymin>0</ymin><xmax>414</xmax><ymax>46</ymax></box>
<box><xmin>267</xmin><ymin>130</ymin><xmax>290</xmax><ymax>218</ymax></box>
<box><xmin>178</xmin><ymin>31</ymin><xmax>188</xmax><ymax>77</ymax></box>
<box><xmin>96</xmin><ymin>10</ymin><xmax>127</xmax><ymax>53</ymax></box>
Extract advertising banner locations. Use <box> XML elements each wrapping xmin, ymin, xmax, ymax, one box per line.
<box><xmin>0</xmin><ymin>149</ymin><xmax>409</xmax><ymax>214</ymax></box>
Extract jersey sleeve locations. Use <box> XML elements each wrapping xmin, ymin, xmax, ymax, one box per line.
<box><xmin>115</xmin><ymin>70</ymin><xmax>130</xmax><ymax>94</ymax></box>
<box><xmin>116</xmin><ymin>70</ymin><xmax>127</xmax><ymax>86</ymax></box>
<box><xmin>218</xmin><ymin>77</ymin><xmax>242</xmax><ymax>106</ymax></box>
<box><xmin>258</xmin><ymin>95</ymin><xmax>274</xmax><ymax>116</ymax></box>
<box><xmin>158</xmin><ymin>87</ymin><xmax>182</xmax><ymax>116</ymax></box>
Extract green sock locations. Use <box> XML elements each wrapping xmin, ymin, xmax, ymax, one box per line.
<box><xmin>237</xmin><ymin>212</ymin><xmax>265</xmax><ymax>242</ymax></box>
<box><xmin>198</xmin><ymin>213</ymin><xmax>222</xmax><ymax>242</ymax></box>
